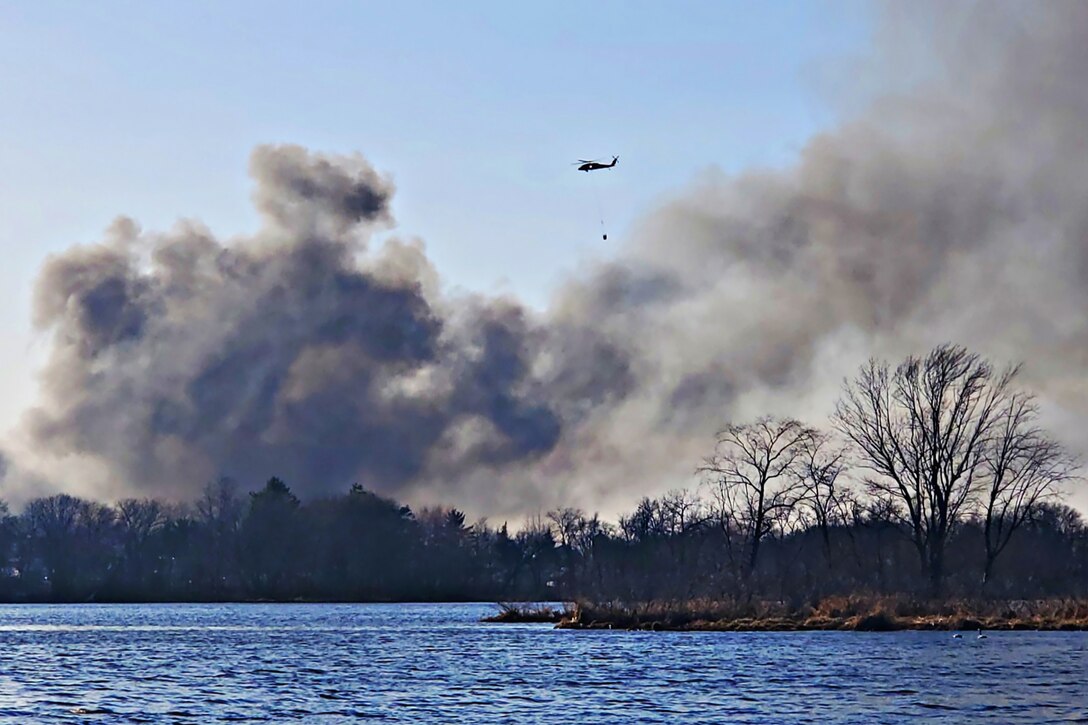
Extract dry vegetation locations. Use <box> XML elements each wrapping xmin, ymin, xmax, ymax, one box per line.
<box><xmin>552</xmin><ymin>596</ymin><xmax>1088</xmax><ymax>632</ymax></box>
<box><xmin>481</xmin><ymin>602</ymin><xmax>571</xmax><ymax>623</ymax></box>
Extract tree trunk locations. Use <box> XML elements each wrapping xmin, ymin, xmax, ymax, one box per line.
<box><xmin>927</xmin><ymin>546</ymin><xmax>945</xmax><ymax>599</ymax></box>
<box><xmin>819</xmin><ymin>523</ymin><xmax>833</xmax><ymax>571</ymax></box>
<box><xmin>747</xmin><ymin>535</ymin><xmax>761</xmax><ymax>579</ymax></box>
<box><xmin>747</xmin><ymin>509</ymin><xmax>765</xmax><ymax>578</ymax></box>
<box><xmin>982</xmin><ymin>554</ymin><xmax>995</xmax><ymax>591</ymax></box>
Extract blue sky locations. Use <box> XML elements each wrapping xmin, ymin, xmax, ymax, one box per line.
<box><xmin>0</xmin><ymin>1</ymin><xmax>871</xmax><ymax>428</ymax></box>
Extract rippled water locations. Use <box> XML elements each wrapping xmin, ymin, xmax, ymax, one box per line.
<box><xmin>0</xmin><ymin>603</ymin><xmax>1084</xmax><ymax>723</ymax></box>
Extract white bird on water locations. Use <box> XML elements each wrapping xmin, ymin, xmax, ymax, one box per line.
<box><xmin>977</xmin><ymin>628</ymin><xmax>988</xmax><ymax>639</ymax></box>
<box><xmin>952</xmin><ymin>633</ymin><xmax>962</xmax><ymax>639</ymax></box>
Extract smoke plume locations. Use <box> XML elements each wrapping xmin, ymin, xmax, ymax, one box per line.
<box><xmin>7</xmin><ymin>2</ymin><xmax>1088</xmax><ymax>517</ymax></box>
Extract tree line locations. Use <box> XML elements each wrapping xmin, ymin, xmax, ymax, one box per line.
<box><xmin>0</xmin><ymin>344</ymin><xmax>1084</xmax><ymax>603</ymax></box>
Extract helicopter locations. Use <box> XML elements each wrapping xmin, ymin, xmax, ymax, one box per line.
<box><xmin>575</xmin><ymin>156</ymin><xmax>619</xmax><ymax>172</ymax></box>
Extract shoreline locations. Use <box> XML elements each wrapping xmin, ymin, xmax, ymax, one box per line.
<box><xmin>555</xmin><ymin>615</ymin><xmax>1088</xmax><ymax>632</ymax></box>
<box><xmin>487</xmin><ymin>598</ymin><xmax>1088</xmax><ymax>632</ymax></box>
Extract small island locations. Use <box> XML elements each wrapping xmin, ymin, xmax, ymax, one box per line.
<box><xmin>489</xmin><ymin>598</ymin><xmax>1088</xmax><ymax>632</ymax></box>
<box><xmin>486</xmin><ymin>346</ymin><xmax>1088</xmax><ymax>633</ymax></box>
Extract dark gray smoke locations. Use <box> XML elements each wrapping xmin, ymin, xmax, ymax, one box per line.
<box><xmin>9</xmin><ymin>2</ymin><xmax>1088</xmax><ymax>517</ymax></box>
<box><xmin>14</xmin><ymin>145</ymin><xmax>628</xmax><ymax>511</ymax></box>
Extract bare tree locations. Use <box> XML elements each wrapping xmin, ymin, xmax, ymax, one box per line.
<box><xmin>547</xmin><ymin>507</ymin><xmax>586</xmax><ymax>549</ymax></box>
<box><xmin>116</xmin><ymin>498</ymin><xmax>168</xmax><ymax>547</ymax></box>
<box><xmin>23</xmin><ymin>494</ymin><xmax>117</xmax><ymax>599</ymax></box>
<box><xmin>114</xmin><ymin>498</ymin><xmax>170</xmax><ymax>589</ymax></box>
<box><xmin>619</xmin><ymin>498</ymin><xmax>665</xmax><ymax>542</ymax></box>
<box><xmin>195</xmin><ymin>477</ymin><xmax>243</xmax><ymax>594</ymax></box>
<box><xmin>548</xmin><ymin>509</ymin><xmax>610</xmax><ymax>556</ymax></box>
<box><xmin>699</xmin><ymin>417</ymin><xmax>816</xmax><ymax>579</ymax></box>
<box><xmin>196</xmin><ymin>477</ymin><xmax>243</xmax><ymax>534</ymax></box>
<box><xmin>980</xmin><ymin>392</ymin><xmax>1078</xmax><ymax>586</ymax></box>
<box><xmin>658</xmin><ymin>489</ymin><xmax>707</xmax><ymax>537</ymax></box>
<box><xmin>514</xmin><ymin>514</ymin><xmax>556</xmax><ymax>593</ymax></box>
<box><xmin>833</xmin><ymin>345</ymin><xmax>1013</xmax><ymax>596</ymax></box>
<box><xmin>796</xmin><ymin>432</ymin><xmax>853</xmax><ymax>569</ymax></box>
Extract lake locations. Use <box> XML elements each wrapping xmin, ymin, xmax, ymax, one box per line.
<box><xmin>0</xmin><ymin>603</ymin><xmax>1084</xmax><ymax>723</ymax></box>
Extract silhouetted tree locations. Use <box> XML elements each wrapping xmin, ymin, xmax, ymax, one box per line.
<box><xmin>796</xmin><ymin>432</ymin><xmax>853</xmax><ymax>572</ymax></box>
<box><xmin>307</xmin><ymin>484</ymin><xmax>417</xmax><ymax>599</ymax></box>
<box><xmin>979</xmin><ymin>391</ymin><xmax>1077</xmax><ymax>586</ymax></box>
<box><xmin>240</xmin><ymin>477</ymin><xmax>302</xmax><ymax>597</ymax></box>
<box><xmin>700</xmin><ymin>417</ymin><xmax>816</xmax><ymax>580</ymax></box>
<box><xmin>22</xmin><ymin>494</ymin><xmax>117</xmax><ymax>600</ymax></box>
<box><xmin>834</xmin><ymin>345</ymin><xmax>1013</xmax><ymax>596</ymax></box>
<box><xmin>0</xmin><ymin>343</ymin><xmax>1083</xmax><ymax>606</ymax></box>
<box><xmin>113</xmin><ymin>498</ymin><xmax>169</xmax><ymax>596</ymax></box>
<box><xmin>0</xmin><ymin>501</ymin><xmax>19</xmax><ymax>598</ymax></box>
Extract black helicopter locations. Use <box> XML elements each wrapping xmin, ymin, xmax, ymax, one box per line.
<box><xmin>576</xmin><ymin>156</ymin><xmax>619</xmax><ymax>172</ymax></box>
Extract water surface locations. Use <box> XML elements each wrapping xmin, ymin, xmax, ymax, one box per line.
<box><xmin>0</xmin><ymin>603</ymin><xmax>1084</xmax><ymax>723</ymax></box>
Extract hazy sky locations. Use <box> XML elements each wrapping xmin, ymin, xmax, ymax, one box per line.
<box><xmin>0</xmin><ymin>0</ymin><xmax>870</xmax><ymax>431</ymax></box>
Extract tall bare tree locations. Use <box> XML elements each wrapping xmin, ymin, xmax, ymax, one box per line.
<box><xmin>980</xmin><ymin>392</ymin><xmax>1078</xmax><ymax>586</ymax></box>
<box><xmin>700</xmin><ymin>417</ymin><xmax>816</xmax><ymax>579</ymax></box>
<box><xmin>796</xmin><ymin>432</ymin><xmax>853</xmax><ymax>569</ymax></box>
<box><xmin>833</xmin><ymin>345</ymin><xmax>1014</xmax><ymax>596</ymax></box>
<box><xmin>196</xmin><ymin>477</ymin><xmax>243</xmax><ymax>534</ymax></box>
<box><xmin>195</xmin><ymin>477</ymin><xmax>243</xmax><ymax>594</ymax></box>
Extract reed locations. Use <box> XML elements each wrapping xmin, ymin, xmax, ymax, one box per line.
<box><xmin>552</xmin><ymin>596</ymin><xmax>1088</xmax><ymax>631</ymax></box>
<box><xmin>481</xmin><ymin>602</ymin><xmax>570</xmax><ymax>623</ymax></box>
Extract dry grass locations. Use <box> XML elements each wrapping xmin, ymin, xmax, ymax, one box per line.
<box><xmin>481</xmin><ymin>602</ymin><xmax>570</xmax><ymax>623</ymax></box>
<box><xmin>553</xmin><ymin>596</ymin><xmax>1088</xmax><ymax>632</ymax></box>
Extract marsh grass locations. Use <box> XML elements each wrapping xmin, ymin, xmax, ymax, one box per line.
<box><xmin>554</xmin><ymin>595</ymin><xmax>1088</xmax><ymax>631</ymax></box>
<box><xmin>481</xmin><ymin>602</ymin><xmax>570</xmax><ymax>623</ymax></box>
